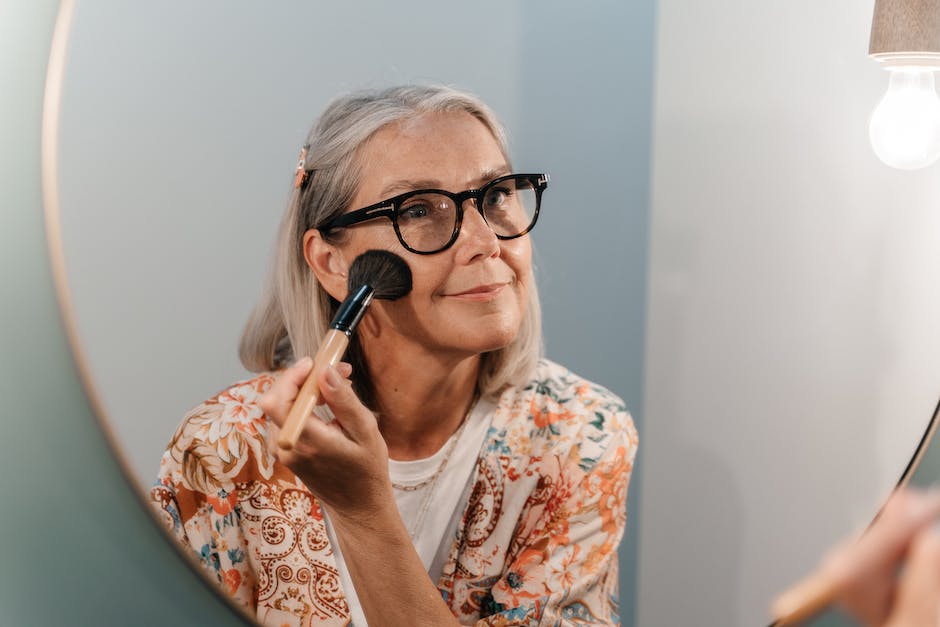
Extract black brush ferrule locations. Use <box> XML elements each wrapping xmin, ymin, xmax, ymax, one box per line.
<box><xmin>330</xmin><ymin>284</ymin><xmax>376</xmax><ymax>335</ymax></box>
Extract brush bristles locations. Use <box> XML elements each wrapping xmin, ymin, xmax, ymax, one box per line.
<box><xmin>347</xmin><ymin>249</ymin><xmax>413</xmax><ymax>301</ymax></box>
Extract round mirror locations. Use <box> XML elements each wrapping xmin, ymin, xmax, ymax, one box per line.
<box><xmin>46</xmin><ymin>1</ymin><xmax>940</xmax><ymax>626</ymax></box>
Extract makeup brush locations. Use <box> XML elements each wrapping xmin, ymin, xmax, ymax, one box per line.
<box><xmin>769</xmin><ymin>572</ymin><xmax>841</xmax><ymax>626</ymax></box>
<box><xmin>277</xmin><ymin>249</ymin><xmax>412</xmax><ymax>450</ymax></box>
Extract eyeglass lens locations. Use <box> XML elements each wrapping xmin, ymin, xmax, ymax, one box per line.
<box><xmin>396</xmin><ymin>176</ymin><xmax>538</xmax><ymax>253</ymax></box>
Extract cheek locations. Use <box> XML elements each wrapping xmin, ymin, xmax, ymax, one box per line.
<box><xmin>502</xmin><ymin>239</ymin><xmax>533</xmax><ymax>280</ymax></box>
<box><xmin>513</xmin><ymin>275</ymin><xmax>531</xmax><ymax>321</ymax></box>
<box><xmin>407</xmin><ymin>263</ymin><xmax>450</xmax><ymax>303</ymax></box>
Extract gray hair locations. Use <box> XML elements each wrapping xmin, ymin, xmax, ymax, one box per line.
<box><xmin>239</xmin><ymin>84</ymin><xmax>543</xmax><ymax>404</ymax></box>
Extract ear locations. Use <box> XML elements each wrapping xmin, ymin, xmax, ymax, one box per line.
<box><xmin>302</xmin><ymin>229</ymin><xmax>349</xmax><ymax>301</ymax></box>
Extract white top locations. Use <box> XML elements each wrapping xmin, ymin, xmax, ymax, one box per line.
<box><xmin>324</xmin><ymin>398</ymin><xmax>495</xmax><ymax>627</ymax></box>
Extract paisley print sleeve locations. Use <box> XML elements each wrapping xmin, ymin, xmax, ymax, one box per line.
<box><xmin>150</xmin><ymin>374</ymin><xmax>354</xmax><ymax>627</ymax></box>
<box><xmin>151</xmin><ymin>457</ymin><xmax>241</xmax><ymax>597</ymax></box>
<box><xmin>149</xmin><ymin>375</ymin><xmax>276</xmax><ymax>612</ymax></box>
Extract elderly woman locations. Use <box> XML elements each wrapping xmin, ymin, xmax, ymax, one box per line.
<box><xmin>152</xmin><ymin>84</ymin><xmax>638</xmax><ymax>627</ymax></box>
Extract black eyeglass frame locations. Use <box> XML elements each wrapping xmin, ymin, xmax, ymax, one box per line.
<box><xmin>316</xmin><ymin>172</ymin><xmax>549</xmax><ymax>255</ymax></box>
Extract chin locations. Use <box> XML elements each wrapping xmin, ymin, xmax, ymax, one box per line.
<box><xmin>462</xmin><ymin>318</ymin><xmax>521</xmax><ymax>354</ymax></box>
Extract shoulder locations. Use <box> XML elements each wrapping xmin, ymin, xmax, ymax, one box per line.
<box><xmin>489</xmin><ymin>359</ymin><xmax>638</xmax><ymax>469</ymax></box>
<box><xmin>495</xmin><ymin>358</ymin><xmax>633</xmax><ymax>431</ymax></box>
<box><xmin>159</xmin><ymin>373</ymin><xmax>278</xmax><ymax>493</ymax></box>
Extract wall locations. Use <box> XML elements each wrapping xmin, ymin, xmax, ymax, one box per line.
<box><xmin>639</xmin><ymin>1</ymin><xmax>940</xmax><ymax>625</ymax></box>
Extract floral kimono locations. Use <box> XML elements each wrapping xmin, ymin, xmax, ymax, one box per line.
<box><xmin>151</xmin><ymin>359</ymin><xmax>638</xmax><ymax>626</ymax></box>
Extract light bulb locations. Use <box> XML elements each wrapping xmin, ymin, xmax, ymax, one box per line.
<box><xmin>869</xmin><ymin>67</ymin><xmax>940</xmax><ymax>170</ymax></box>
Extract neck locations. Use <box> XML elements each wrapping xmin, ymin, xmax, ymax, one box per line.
<box><xmin>359</xmin><ymin>339</ymin><xmax>480</xmax><ymax>461</ymax></box>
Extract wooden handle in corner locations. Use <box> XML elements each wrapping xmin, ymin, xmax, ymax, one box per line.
<box><xmin>770</xmin><ymin>571</ymin><xmax>839</xmax><ymax>626</ymax></box>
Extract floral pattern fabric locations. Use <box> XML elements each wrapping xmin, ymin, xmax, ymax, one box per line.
<box><xmin>152</xmin><ymin>359</ymin><xmax>638</xmax><ymax>626</ymax></box>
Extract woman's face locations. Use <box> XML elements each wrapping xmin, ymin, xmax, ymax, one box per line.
<box><xmin>322</xmin><ymin>110</ymin><xmax>532</xmax><ymax>360</ymax></box>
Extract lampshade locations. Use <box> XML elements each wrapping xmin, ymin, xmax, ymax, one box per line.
<box><xmin>870</xmin><ymin>0</ymin><xmax>940</xmax><ymax>65</ymax></box>
<box><xmin>868</xmin><ymin>0</ymin><xmax>940</xmax><ymax>169</ymax></box>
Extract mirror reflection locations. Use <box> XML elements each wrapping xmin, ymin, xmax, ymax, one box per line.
<box><xmin>53</xmin><ymin>1</ymin><xmax>940</xmax><ymax>626</ymax></box>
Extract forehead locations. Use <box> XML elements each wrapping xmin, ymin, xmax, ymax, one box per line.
<box><xmin>355</xmin><ymin>111</ymin><xmax>508</xmax><ymax>191</ymax></box>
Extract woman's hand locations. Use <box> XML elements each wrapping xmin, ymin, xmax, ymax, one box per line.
<box><xmin>832</xmin><ymin>488</ymin><xmax>940</xmax><ymax>627</ymax></box>
<box><xmin>778</xmin><ymin>488</ymin><xmax>940</xmax><ymax>627</ymax></box>
<box><xmin>259</xmin><ymin>358</ymin><xmax>393</xmax><ymax>521</ymax></box>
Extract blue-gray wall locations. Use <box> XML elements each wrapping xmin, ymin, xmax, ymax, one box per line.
<box><xmin>514</xmin><ymin>8</ymin><xmax>654</xmax><ymax>619</ymax></box>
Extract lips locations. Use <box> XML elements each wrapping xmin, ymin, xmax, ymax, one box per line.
<box><xmin>445</xmin><ymin>281</ymin><xmax>510</xmax><ymax>297</ymax></box>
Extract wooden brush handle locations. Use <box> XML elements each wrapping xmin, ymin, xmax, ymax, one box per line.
<box><xmin>277</xmin><ymin>329</ymin><xmax>349</xmax><ymax>450</ymax></box>
<box><xmin>770</xmin><ymin>571</ymin><xmax>840</xmax><ymax>626</ymax></box>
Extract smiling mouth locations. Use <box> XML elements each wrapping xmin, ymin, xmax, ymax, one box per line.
<box><xmin>445</xmin><ymin>283</ymin><xmax>509</xmax><ymax>299</ymax></box>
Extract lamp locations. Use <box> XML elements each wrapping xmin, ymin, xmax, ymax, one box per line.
<box><xmin>868</xmin><ymin>0</ymin><xmax>940</xmax><ymax>169</ymax></box>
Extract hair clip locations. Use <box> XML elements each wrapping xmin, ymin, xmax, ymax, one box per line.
<box><xmin>293</xmin><ymin>144</ymin><xmax>310</xmax><ymax>189</ymax></box>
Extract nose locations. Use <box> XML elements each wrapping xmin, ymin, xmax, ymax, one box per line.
<box><xmin>455</xmin><ymin>197</ymin><xmax>500</xmax><ymax>261</ymax></box>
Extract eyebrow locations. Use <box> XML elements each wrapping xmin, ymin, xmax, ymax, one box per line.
<box><xmin>378</xmin><ymin>165</ymin><xmax>512</xmax><ymax>197</ymax></box>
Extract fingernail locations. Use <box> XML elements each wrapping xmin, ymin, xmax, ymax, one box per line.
<box><xmin>324</xmin><ymin>365</ymin><xmax>342</xmax><ymax>388</ymax></box>
<box><xmin>296</xmin><ymin>356</ymin><xmax>313</xmax><ymax>369</ymax></box>
<box><xmin>314</xmin><ymin>404</ymin><xmax>336</xmax><ymax>424</ymax></box>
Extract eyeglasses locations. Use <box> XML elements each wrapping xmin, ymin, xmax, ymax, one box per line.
<box><xmin>317</xmin><ymin>173</ymin><xmax>549</xmax><ymax>255</ymax></box>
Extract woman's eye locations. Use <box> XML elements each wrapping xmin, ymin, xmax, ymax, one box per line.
<box><xmin>401</xmin><ymin>203</ymin><xmax>431</xmax><ymax>219</ymax></box>
<box><xmin>484</xmin><ymin>187</ymin><xmax>511</xmax><ymax>208</ymax></box>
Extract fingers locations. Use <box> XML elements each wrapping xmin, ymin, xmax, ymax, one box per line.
<box><xmin>256</xmin><ymin>360</ymin><xmax>390</xmax><ymax>518</ymax></box>
<box><xmin>829</xmin><ymin>488</ymin><xmax>940</xmax><ymax>626</ymax></box>
<box><xmin>861</xmin><ymin>489</ymin><xmax>940</xmax><ymax>569</ymax></box>
<box><xmin>317</xmin><ymin>364</ymin><xmax>377</xmax><ymax>443</ymax></box>
<box><xmin>260</xmin><ymin>359</ymin><xmax>366</xmax><ymax>458</ymax></box>
<box><xmin>315</xmin><ymin>362</ymin><xmax>352</xmax><ymax>410</ymax></box>
<box><xmin>276</xmin><ymin>366</ymin><xmax>375</xmax><ymax>477</ymax></box>
<box><xmin>259</xmin><ymin>356</ymin><xmax>313</xmax><ymax>427</ymax></box>
<box><xmin>837</xmin><ymin>489</ymin><xmax>940</xmax><ymax>576</ymax></box>
<box><xmin>887</xmin><ymin>526</ymin><xmax>940</xmax><ymax>627</ymax></box>
<box><xmin>259</xmin><ymin>359</ymin><xmax>353</xmax><ymax>425</ymax></box>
